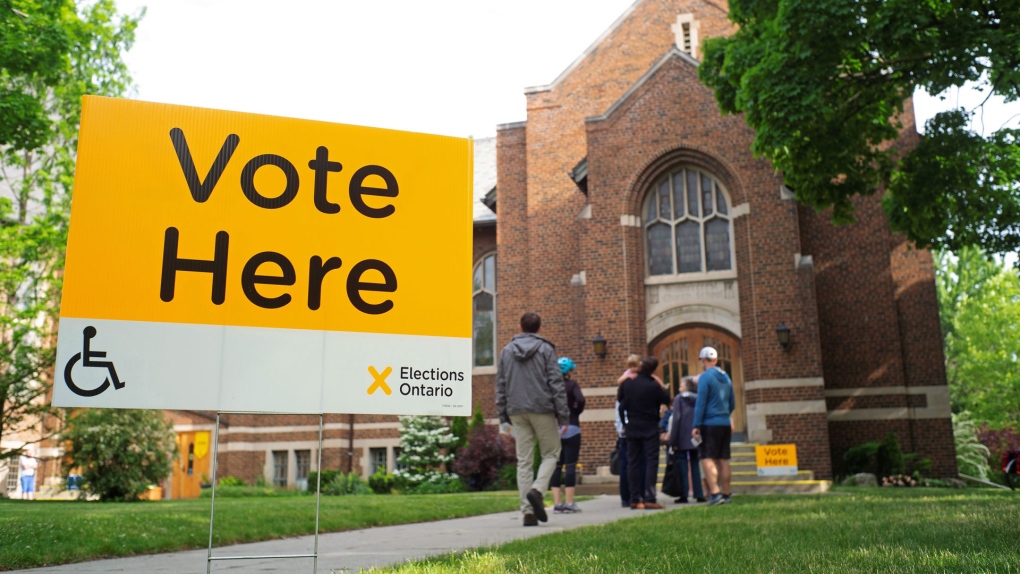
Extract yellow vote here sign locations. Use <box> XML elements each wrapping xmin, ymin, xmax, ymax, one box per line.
<box><xmin>755</xmin><ymin>444</ymin><xmax>798</xmax><ymax>477</ymax></box>
<box><xmin>53</xmin><ymin>97</ymin><xmax>472</xmax><ymax>416</ymax></box>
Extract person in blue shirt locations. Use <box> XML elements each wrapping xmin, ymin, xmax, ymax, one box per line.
<box><xmin>691</xmin><ymin>346</ymin><xmax>735</xmax><ymax>506</ymax></box>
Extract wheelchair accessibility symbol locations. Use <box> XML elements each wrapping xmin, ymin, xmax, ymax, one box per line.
<box><xmin>64</xmin><ymin>326</ymin><xmax>125</xmax><ymax>397</ymax></box>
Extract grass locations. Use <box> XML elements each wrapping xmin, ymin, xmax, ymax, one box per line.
<box><xmin>0</xmin><ymin>491</ymin><xmax>528</xmax><ymax>570</ymax></box>
<box><xmin>382</xmin><ymin>489</ymin><xmax>1020</xmax><ymax>573</ymax></box>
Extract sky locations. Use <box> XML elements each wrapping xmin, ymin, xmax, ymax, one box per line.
<box><xmin>113</xmin><ymin>0</ymin><xmax>1019</xmax><ymax>140</ymax></box>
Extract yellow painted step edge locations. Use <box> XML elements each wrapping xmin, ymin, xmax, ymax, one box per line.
<box><xmin>731</xmin><ymin>471</ymin><xmax>811</xmax><ymax>476</ymax></box>
<box><xmin>731</xmin><ymin>480</ymin><xmax>830</xmax><ymax>486</ymax></box>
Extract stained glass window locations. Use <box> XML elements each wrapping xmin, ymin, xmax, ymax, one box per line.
<box><xmin>473</xmin><ymin>254</ymin><xmax>497</xmax><ymax>367</ymax></box>
<box><xmin>643</xmin><ymin>168</ymin><xmax>733</xmax><ymax>276</ymax></box>
<box><xmin>647</xmin><ymin>223</ymin><xmax>674</xmax><ymax>275</ymax></box>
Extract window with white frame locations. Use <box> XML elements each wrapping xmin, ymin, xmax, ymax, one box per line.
<box><xmin>644</xmin><ymin>167</ymin><xmax>733</xmax><ymax>277</ymax></box>
<box><xmin>272</xmin><ymin>450</ymin><xmax>288</xmax><ymax>487</ymax></box>
<box><xmin>295</xmin><ymin>450</ymin><xmax>311</xmax><ymax>480</ymax></box>
<box><xmin>5</xmin><ymin>458</ymin><xmax>17</xmax><ymax>494</ymax></box>
<box><xmin>369</xmin><ymin>447</ymin><xmax>387</xmax><ymax>475</ymax></box>
<box><xmin>472</xmin><ymin>253</ymin><xmax>496</xmax><ymax>367</ymax></box>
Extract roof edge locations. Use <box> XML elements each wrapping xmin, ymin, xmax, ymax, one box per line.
<box><xmin>585</xmin><ymin>47</ymin><xmax>699</xmax><ymax>124</ymax></box>
<box><xmin>523</xmin><ymin>0</ymin><xmax>646</xmax><ymax>95</ymax></box>
<box><xmin>497</xmin><ymin>120</ymin><xmax>528</xmax><ymax>131</ymax></box>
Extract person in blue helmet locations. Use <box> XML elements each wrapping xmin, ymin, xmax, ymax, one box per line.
<box><xmin>551</xmin><ymin>357</ymin><xmax>586</xmax><ymax>514</ymax></box>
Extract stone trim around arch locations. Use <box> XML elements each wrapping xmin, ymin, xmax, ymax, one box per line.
<box><xmin>623</xmin><ymin>144</ymin><xmax>748</xmax><ymax>217</ymax></box>
<box><xmin>646</xmin><ymin>304</ymin><xmax>741</xmax><ymax>344</ymax></box>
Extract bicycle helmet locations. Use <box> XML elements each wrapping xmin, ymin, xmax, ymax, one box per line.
<box><xmin>558</xmin><ymin>357</ymin><xmax>576</xmax><ymax>374</ymax></box>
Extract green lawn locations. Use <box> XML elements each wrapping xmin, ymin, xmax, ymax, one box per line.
<box><xmin>383</xmin><ymin>489</ymin><xmax>1020</xmax><ymax>574</ymax></box>
<box><xmin>0</xmin><ymin>492</ymin><xmax>526</xmax><ymax>570</ymax></box>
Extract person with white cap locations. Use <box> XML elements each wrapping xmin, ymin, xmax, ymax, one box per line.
<box><xmin>691</xmin><ymin>346</ymin><xmax>735</xmax><ymax>506</ymax></box>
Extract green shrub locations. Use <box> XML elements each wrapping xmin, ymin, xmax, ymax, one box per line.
<box><xmin>409</xmin><ymin>475</ymin><xmax>466</xmax><ymax>494</ymax></box>
<box><xmin>254</xmin><ymin>474</ymin><xmax>270</xmax><ymax>488</ymax></box>
<box><xmin>199</xmin><ymin>485</ymin><xmax>305</xmax><ymax>498</ymax></box>
<box><xmin>498</xmin><ymin>463</ymin><xmax>518</xmax><ymax>490</ymax></box>
<box><xmin>368</xmin><ymin>470</ymin><xmax>395</xmax><ymax>494</ymax></box>
<box><xmin>61</xmin><ymin>409</ymin><xmax>177</xmax><ymax>502</ymax></box>
<box><xmin>468</xmin><ymin>404</ymin><xmax>486</xmax><ymax>434</ymax></box>
<box><xmin>843</xmin><ymin>441</ymin><xmax>880</xmax><ymax>476</ymax></box>
<box><xmin>843</xmin><ymin>433</ymin><xmax>933</xmax><ymax>481</ymax></box>
<box><xmin>218</xmin><ymin>476</ymin><xmax>246</xmax><ymax>487</ymax></box>
<box><xmin>307</xmin><ymin>470</ymin><xmax>340</xmax><ymax>491</ymax></box>
<box><xmin>877</xmin><ymin>432</ymin><xmax>906</xmax><ymax>476</ymax></box>
<box><xmin>953</xmin><ymin>411</ymin><xmax>992</xmax><ymax>480</ymax></box>
<box><xmin>322</xmin><ymin>472</ymin><xmax>371</xmax><ymax>496</ymax></box>
<box><xmin>450</xmin><ymin>416</ymin><xmax>469</xmax><ymax>453</ymax></box>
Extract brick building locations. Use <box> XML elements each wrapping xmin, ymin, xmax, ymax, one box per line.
<box><xmin>164</xmin><ymin>0</ymin><xmax>956</xmax><ymax>496</ymax></box>
<box><xmin>473</xmin><ymin>0</ymin><xmax>956</xmax><ymax>482</ymax></box>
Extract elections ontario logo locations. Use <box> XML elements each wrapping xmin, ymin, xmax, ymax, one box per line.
<box><xmin>367</xmin><ymin>366</ymin><xmax>464</xmax><ymax>397</ymax></box>
<box><xmin>64</xmin><ymin>326</ymin><xmax>126</xmax><ymax>397</ymax></box>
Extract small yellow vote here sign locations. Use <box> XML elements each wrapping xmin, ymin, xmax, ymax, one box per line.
<box><xmin>755</xmin><ymin>444</ymin><xmax>798</xmax><ymax>477</ymax></box>
<box><xmin>53</xmin><ymin>97</ymin><xmax>473</xmax><ymax>416</ymax></box>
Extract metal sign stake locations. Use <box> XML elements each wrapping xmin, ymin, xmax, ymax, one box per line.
<box><xmin>206</xmin><ymin>411</ymin><xmax>325</xmax><ymax>573</ymax></box>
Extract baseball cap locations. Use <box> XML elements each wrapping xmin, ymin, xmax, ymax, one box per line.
<box><xmin>699</xmin><ymin>347</ymin><xmax>718</xmax><ymax>360</ymax></box>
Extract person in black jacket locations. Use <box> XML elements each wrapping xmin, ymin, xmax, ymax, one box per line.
<box><xmin>669</xmin><ymin>376</ymin><xmax>705</xmax><ymax>503</ymax></box>
<box><xmin>617</xmin><ymin>356</ymin><xmax>671</xmax><ymax>509</ymax></box>
<box><xmin>551</xmin><ymin>357</ymin><xmax>586</xmax><ymax>513</ymax></box>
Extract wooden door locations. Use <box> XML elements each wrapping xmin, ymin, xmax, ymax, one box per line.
<box><xmin>171</xmin><ymin>431</ymin><xmax>210</xmax><ymax>499</ymax></box>
<box><xmin>651</xmin><ymin>327</ymin><xmax>745</xmax><ymax>437</ymax></box>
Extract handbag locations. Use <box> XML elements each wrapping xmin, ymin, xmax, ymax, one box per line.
<box><xmin>661</xmin><ymin>449</ymin><xmax>683</xmax><ymax>498</ymax></box>
<box><xmin>609</xmin><ymin>438</ymin><xmax>622</xmax><ymax>476</ymax></box>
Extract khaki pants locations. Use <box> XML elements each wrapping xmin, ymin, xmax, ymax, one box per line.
<box><xmin>510</xmin><ymin>413</ymin><xmax>561</xmax><ymax>515</ymax></box>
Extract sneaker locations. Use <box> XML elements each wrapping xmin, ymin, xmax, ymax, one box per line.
<box><xmin>566</xmin><ymin>503</ymin><xmax>582</xmax><ymax>513</ymax></box>
<box><xmin>720</xmin><ymin>494</ymin><xmax>732</xmax><ymax>505</ymax></box>
<box><xmin>706</xmin><ymin>493</ymin><xmax>724</xmax><ymax>506</ymax></box>
<box><xmin>527</xmin><ymin>489</ymin><xmax>548</xmax><ymax>522</ymax></box>
<box><xmin>523</xmin><ymin>514</ymin><xmax>538</xmax><ymax>527</ymax></box>
<box><xmin>630</xmin><ymin>502</ymin><xmax>645</xmax><ymax>509</ymax></box>
<box><xmin>696</xmin><ymin>497</ymin><xmax>707</xmax><ymax>503</ymax></box>
<box><xmin>674</xmin><ymin>497</ymin><xmax>689</xmax><ymax>504</ymax></box>
<box><xmin>553</xmin><ymin>503</ymin><xmax>566</xmax><ymax>514</ymax></box>
<box><xmin>644</xmin><ymin>502</ymin><xmax>665</xmax><ymax>509</ymax></box>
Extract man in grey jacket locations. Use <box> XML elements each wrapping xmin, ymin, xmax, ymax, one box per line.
<box><xmin>496</xmin><ymin>312</ymin><xmax>570</xmax><ymax>526</ymax></box>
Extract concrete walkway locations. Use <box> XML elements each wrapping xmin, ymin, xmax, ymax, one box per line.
<box><xmin>17</xmin><ymin>494</ymin><xmax>697</xmax><ymax>573</ymax></box>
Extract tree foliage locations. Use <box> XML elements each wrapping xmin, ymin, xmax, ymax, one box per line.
<box><xmin>0</xmin><ymin>0</ymin><xmax>140</xmax><ymax>461</ymax></box>
<box><xmin>936</xmin><ymin>247</ymin><xmax>1020</xmax><ymax>426</ymax></box>
<box><xmin>700</xmin><ymin>0</ymin><xmax>1020</xmax><ymax>254</ymax></box>
<box><xmin>61</xmin><ymin>408</ymin><xmax>176</xmax><ymax>501</ymax></box>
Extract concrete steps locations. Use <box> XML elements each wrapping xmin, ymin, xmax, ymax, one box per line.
<box><xmin>579</xmin><ymin>442</ymin><xmax>832</xmax><ymax>496</ymax></box>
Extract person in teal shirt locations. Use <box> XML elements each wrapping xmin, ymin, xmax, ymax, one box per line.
<box><xmin>691</xmin><ymin>346</ymin><xmax>734</xmax><ymax>506</ymax></box>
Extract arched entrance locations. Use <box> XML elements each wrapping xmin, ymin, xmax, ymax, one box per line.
<box><xmin>650</xmin><ymin>326</ymin><xmax>746</xmax><ymax>440</ymax></box>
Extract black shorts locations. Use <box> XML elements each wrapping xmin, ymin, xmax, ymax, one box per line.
<box><xmin>698</xmin><ymin>425</ymin><xmax>731</xmax><ymax>460</ymax></box>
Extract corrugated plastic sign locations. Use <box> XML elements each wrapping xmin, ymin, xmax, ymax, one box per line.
<box><xmin>53</xmin><ymin>97</ymin><xmax>473</xmax><ymax>416</ymax></box>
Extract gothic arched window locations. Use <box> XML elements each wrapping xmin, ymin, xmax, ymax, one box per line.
<box><xmin>472</xmin><ymin>253</ymin><xmax>496</xmax><ymax>367</ymax></box>
<box><xmin>643</xmin><ymin>168</ymin><xmax>733</xmax><ymax>276</ymax></box>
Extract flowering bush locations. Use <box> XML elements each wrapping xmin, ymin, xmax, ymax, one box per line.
<box><xmin>452</xmin><ymin>425</ymin><xmax>516</xmax><ymax>491</ymax></box>
<box><xmin>393</xmin><ymin>416</ymin><xmax>457</xmax><ymax>490</ymax></box>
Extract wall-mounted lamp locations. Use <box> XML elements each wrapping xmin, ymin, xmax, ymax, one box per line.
<box><xmin>776</xmin><ymin>322</ymin><xmax>791</xmax><ymax>350</ymax></box>
<box><xmin>592</xmin><ymin>333</ymin><xmax>608</xmax><ymax>359</ymax></box>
